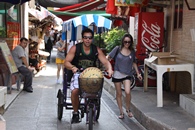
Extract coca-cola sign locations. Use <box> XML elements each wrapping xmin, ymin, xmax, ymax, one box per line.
<box><xmin>141</xmin><ymin>20</ymin><xmax>161</xmax><ymax>52</ymax></box>
<box><xmin>136</xmin><ymin>12</ymin><xmax>164</xmax><ymax>60</ymax></box>
<box><xmin>135</xmin><ymin>12</ymin><xmax>164</xmax><ymax>86</ymax></box>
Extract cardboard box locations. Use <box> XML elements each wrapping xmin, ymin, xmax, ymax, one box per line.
<box><xmin>151</xmin><ymin>52</ymin><xmax>177</xmax><ymax>65</ymax></box>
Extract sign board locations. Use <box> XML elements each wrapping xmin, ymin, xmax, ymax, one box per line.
<box><xmin>0</xmin><ymin>42</ymin><xmax>18</xmax><ymax>74</ymax></box>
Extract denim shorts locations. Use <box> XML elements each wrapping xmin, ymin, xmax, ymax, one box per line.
<box><xmin>112</xmin><ymin>76</ymin><xmax>133</xmax><ymax>83</ymax></box>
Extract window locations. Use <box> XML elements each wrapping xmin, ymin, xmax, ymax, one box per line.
<box><xmin>5</xmin><ymin>3</ymin><xmax>20</xmax><ymax>38</ymax></box>
<box><xmin>0</xmin><ymin>3</ymin><xmax>20</xmax><ymax>38</ymax></box>
<box><xmin>185</xmin><ymin>0</ymin><xmax>195</xmax><ymax>10</ymax></box>
<box><xmin>6</xmin><ymin>3</ymin><xmax>20</xmax><ymax>22</ymax></box>
<box><xmin>0</xmin><ymin>4</ymin><xmax>6</xmax><ymax>38</ymax></box>
<box><xmin>174</xmin><ymin>0</ymin><xmax>183</xmax><ymax>29</ymax></box>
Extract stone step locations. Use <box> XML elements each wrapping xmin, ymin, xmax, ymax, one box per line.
<box><xmin>180</xmin><ymin>94</ymin><xmax>195</xmax><ymax>117</ymax></box>
<box><xmin>0</xmin><ymin>86</ymin><xmax>7</xmax><ymax>114</ymax></box>
<box><xmin>0</xmin><ymin>115</ymin><xmax>6</xmax><ymax>130</ymax></box>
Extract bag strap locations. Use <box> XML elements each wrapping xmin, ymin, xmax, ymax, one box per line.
<box><xmin>91</xmin><ymin>44</ymin><xmax>98</xmax><ymax>67</ymax></box>
<box><xmin>71</xmin><ymin>43</ymin><xmax>81</xmax><ymax>67</ymax></box>
<box><xmin>113</xmin><ymin>46</ymin><xmax>120</xmax><ymax>60</ymax></box>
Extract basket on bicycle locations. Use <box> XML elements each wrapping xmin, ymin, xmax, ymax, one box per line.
<box><xmin>79</xmin><ymin>67</ymin><xmax>104</xmax><ymax>98</ymax></box>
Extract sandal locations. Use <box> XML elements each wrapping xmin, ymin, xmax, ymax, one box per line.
<box><xmin>118</xmin><ymin>113</ymin><xmax>124</xmax><ymax>119</ymax></box>
<box><xmin>126</xmin><ymin>110</ymin><xmax>133</xmax><ymax>118</ymax></box>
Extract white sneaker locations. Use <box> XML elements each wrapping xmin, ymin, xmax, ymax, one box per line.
<box><xmin>56</xmin><ymin>79</ymin><xmax>60</xmax><ymax>84</ymax></box>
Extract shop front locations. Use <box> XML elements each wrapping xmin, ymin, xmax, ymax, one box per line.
<box><xmin>28</xmin><ymin>4</ymin><xmax>62</xmax><ymax>72</ymax></box>
<box><xmin>0</xmin><ymin>3</ymin><xmax>22</xmax><ymax>88</ymax></box>
<box><xmin>0</xmin><ymin>0</ymin><xmax>62</xmax><ymax>87</ymax></box>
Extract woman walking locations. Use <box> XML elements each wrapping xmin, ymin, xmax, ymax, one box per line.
<box><xmin>56</xmin><ymin>35</ymin><xmax>66</xmax><ymax>84</ymax></box>
<box><xmin>107</xmin><ymin>33</ymin><xmax>142</xmax><ymax>119</ymax></box>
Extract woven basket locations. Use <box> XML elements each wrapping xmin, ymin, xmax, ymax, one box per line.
<box><xmin>79</xmin><ymin>67</ymin><xmax>104</xmax><ymax>97</ymax></box>
<box><xmin>79</xmin><ymin>67</ymin><xmax>103</xmax><ymax>78</ymax></box>
<box><xmin>79</xmin><ymin>78</ymin><xmax>104</xmax><ymax>94</ymax></box>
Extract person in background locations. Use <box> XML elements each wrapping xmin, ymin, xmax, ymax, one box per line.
<box><xmin>53</xmin><ymin>29</ymin><xmax>58</xmax><ymax>45</ymax></box>
<box><xmin>12</xmin><ymin>37</ymin><xmax>34</xmax><ymax>93</ymax></box>
<box><xmin>44</xmin><ymin>31</ymin><xmax>54</xmax><ymax>62</ymax></box>
<box><xmin>56</xmin><ymin>35</ymin><xmax>66</xmax><ymax>84</ymax></box>
<box><xmin>50</xmin><ymin>28</ymin><xmax>55</xmax><ymax>36</ymax></box>
<box><xmin>29</xmin><ymin>41</ymin><xmax>39</xmax><ymax>72</ymax></box>
<box><xmin>106</xmin><ymin>33</ymin><xmax>142</xmax><ymax>119</ymax></box>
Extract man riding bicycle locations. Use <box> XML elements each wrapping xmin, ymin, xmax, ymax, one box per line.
<box><xmin>64</xmin><ymin>28</ymin><xmax>113</xmax><ymax>124</ymax></box>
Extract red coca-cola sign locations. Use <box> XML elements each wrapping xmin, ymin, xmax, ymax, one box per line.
<box><xmin>135</xmin><ymin>12</ymin><xmax>164</xmax><ymax>62</ymax></box>
<box><xmin>135</xmin><ymin>12</ymin><xmax>164</xmax><ymax>87</ymax></box>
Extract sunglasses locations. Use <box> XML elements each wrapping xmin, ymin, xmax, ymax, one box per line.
<box><xmin>83</xmin><ymin>36</ymin><xmax>93</xmax><ymax>40</ymax></box>
<box><xmin>124</xmin><ymin>41</ymin><xmax>131</xmax><ymax>44</ymax></box>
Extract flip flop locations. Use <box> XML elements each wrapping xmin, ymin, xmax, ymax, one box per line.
<box><xmin>118</xmin><ymin>113</ymin><xmax>124</xmax><ymax>119</ymax></box>
<box><xmin>126</xmin><ymin>110</ymin><xmax>133</xmax><ymax>118</ymax></box>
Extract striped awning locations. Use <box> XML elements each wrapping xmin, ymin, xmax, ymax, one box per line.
<box><xmin>62</xmin><ymin>14</ymin><xmax>112</xmax><ymax>32</ymax></box>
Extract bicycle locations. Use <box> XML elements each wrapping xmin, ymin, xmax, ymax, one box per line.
<box><xmin>57</xmin><ymin>67</ymin><xmax>106</xmax><ymax>130</ymax></box>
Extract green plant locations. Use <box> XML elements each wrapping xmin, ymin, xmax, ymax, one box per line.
<box><xmin>0</xmin><ymin>27</ymin><xmax>6</xmax><ymax>38</ymax></box>
<box><xmin>93</xmin><ymin>34</ymin><xmax>106</xmax><ymax>48</ymax></box>
<box><xmin>102</xmin><ymin>27</ymin><xmax>127</xmax><ymax>52</ymax></box>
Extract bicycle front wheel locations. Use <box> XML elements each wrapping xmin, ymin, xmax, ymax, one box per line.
<box><xmin>57</xmin><ymin>89</ymin><xmax>64</xmax><ymax>120</ymax></box>
<box><xmin>88</xmin><ymin>107</ymin><xmax>93</xmax><ymax>130</ymax></box>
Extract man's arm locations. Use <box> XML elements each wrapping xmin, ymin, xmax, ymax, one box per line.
<box><xmin>97</xmin><ymin>47</ymin><xmax>113</xmax><ymax>77</ymax></box>
<box><xmin>21</xmin><ymin>56</ymin><xmax>34</xmax><ymax>71</ymax></box>
<box><xmin>21</xmin><ymin>57</ymin><xmax>28</xmax><ymax>68</ymax></box>
<box><xmin>64</xmin><ymin>46</ymin><xmax>78</xmax><ymax>73</ymax></box>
